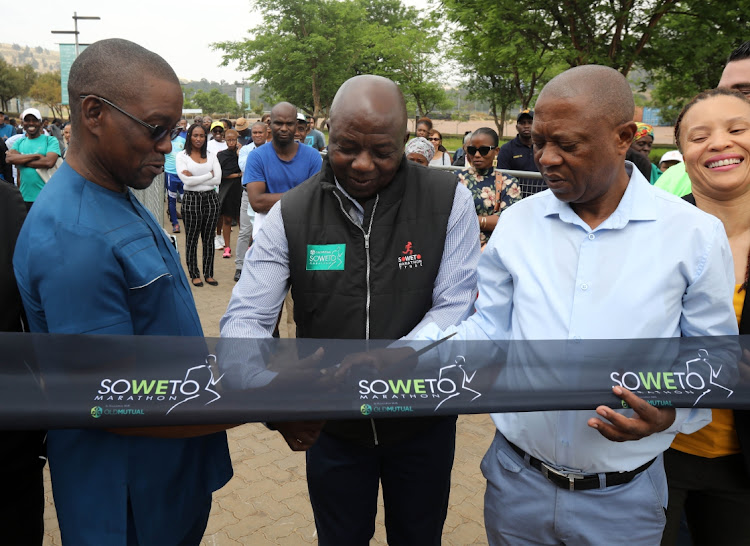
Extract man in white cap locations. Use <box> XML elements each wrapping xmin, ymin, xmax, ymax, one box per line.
<box><xmin>6</xmin><ymin>108</ymin><xmax>60</xmax><ymax>210</ymax></box>
<box><xmin>658</xmin><ymin>150</ymin><xmax>683</xmax><ymax>173</ymax></box>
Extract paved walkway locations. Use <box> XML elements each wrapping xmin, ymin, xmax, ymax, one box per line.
<box><xmin>41</xmin><ymin>211</ymin><xmax>494</xmax><ymax>545</ymax></box>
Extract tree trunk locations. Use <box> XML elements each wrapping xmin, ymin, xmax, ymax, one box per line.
<box><xmin>491</xmin><ymin>101</ymin><xmax>504</xmax><ymax>138</ymax></box>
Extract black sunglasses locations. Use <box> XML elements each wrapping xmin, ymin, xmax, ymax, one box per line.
<box><xmin>427</xmin><ymin>137</ymin><xmax>441</xmax><ymax>141</ymax></box>
<box><xmin>467</xmin><ymin>145</ymin><xmax>497</xmax><ymax>156</ymax></box>
<box><xmin>79</xmin><ymin>94</ymin><xmax>171</xmax><ymax>141</ymax></box>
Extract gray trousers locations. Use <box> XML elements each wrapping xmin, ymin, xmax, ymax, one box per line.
<box><xmin>234</xmin><ymin>189</ymin><xmax>253</xmax><ymax>270</ymax></box>
<box><xmin>482</xmin><ymin>431</ymin><xmax>667</xmax><ymax>545</ymax></box>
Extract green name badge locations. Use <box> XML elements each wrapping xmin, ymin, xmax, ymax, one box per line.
<box><xmin>306</xmin><ymin>244</ymin><xmax>346</xmax><ymax>271</ymax></box>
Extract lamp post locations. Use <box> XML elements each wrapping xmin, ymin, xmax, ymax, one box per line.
<box><xmin>51</xmin><ymin>11</ymin><xmax>101</xmax><ymax>57</ymax></box>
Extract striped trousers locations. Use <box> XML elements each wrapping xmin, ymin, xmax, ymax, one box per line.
<box><xmin>183</xmin><ymin>190</ymin><xmax>220</xmax><ymax>279</ymax></box>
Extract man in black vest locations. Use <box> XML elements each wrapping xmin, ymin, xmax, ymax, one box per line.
<box><xmin>222</xmin><ymin>75</ymin><xmax>481</xmax><ymax>545</ymax></box>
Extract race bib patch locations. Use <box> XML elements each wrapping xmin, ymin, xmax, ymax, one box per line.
<box><xmin>306</xmin><ymin>244</ymin><xmax>346</xmax><ymax>271</ymax></box>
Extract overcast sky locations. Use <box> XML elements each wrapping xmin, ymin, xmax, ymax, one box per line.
<box><xmin>5</xmin><ymin>0</ymin><xmax>429</xmax><ymax>83</ymax></box>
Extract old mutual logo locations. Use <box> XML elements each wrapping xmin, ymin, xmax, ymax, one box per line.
<box><xmin>91</xmin><ymin>406</ymin><xmax>103</xmax><ymax>418</ymax></box>
<box><xmin>360</xmin><ymin>404</ymin><xmax>372</xmax><ymax>416</ymax></box>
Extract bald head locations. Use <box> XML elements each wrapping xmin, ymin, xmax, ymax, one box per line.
<box><xmin>270</xmin><ymin>102</ymin><xmax>297</xmax><ymax>122</ymax></box>
<box><xmin>327</xmin><ymin>75</ymin><xmax>408</xmax><ymax>204</ymax></box>
<box><xmin>68</xmin><ymin>39</ymin><xmax>178</xmax><ymax>127</ymax></box>
<box><xmin>539</xmin><ymin>65</ymin><xmax>634</xmax><ymax>127</ymax></box>
<box><xmin>329</xmin><ymin>75</ymin><xmax>407</xmax><ymax>135</ymax></box>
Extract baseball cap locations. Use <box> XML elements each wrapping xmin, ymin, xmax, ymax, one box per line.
<box><xmin>235</xmin><ymin>117</ymin><xmax>250</xmax><ymax>131</ymax></box>
<box><xmin>517</xmin><ymin>109</ymin><xmax>534</xmax><ymax>122</ymax></box>
<box><xmin>297</xmin><ymin>113</ymin><xmax>307</xmax><ymax>122</ymax></box>
<box><xmin>21</xmin><ymin>108</ymin><xmax>42</xmax><ymax>121</ymax></box>
<box><xmin>210</xmin><ymin>121</ymin><xmax>225</xmax><ymax>132</ymax></box>
<box><xmin>660</xmin><ymin>150</ymin><xmax>683</xmax><ymax>164</ymax></box>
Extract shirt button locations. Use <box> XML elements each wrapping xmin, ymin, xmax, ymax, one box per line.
<box><xmin>581</xmin><ymin>283</ymin><xmax>588</xmax><ymax>290</ymax></box>
<box><xmin>588</xmin><ymin>233</ymin><xmax>595</xmax><ymax>240</ymax></box>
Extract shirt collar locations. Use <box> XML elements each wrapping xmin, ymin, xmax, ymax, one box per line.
<box><xmin>543</xmin><ymin>161</ymin><xmax>658</xmax><ymax>230</ymax></box>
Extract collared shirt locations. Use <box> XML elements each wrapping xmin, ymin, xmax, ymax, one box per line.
<box><xmin>417</xmin><ymin>163</ymin><xmax>737</xmax><ymax>473</ymax></box>
<box><xmin>238</xmin><ymin>142</ymin><xmax>257</xmax><ymax>173</ymax></box>
<box><xmin>221</xmin><ymin>178</ymin><xmax>480</xmax><ymax>343</ymax></box>
<box><xmin>13</xmin><ymin>163</ymin><xmax>232</xmax><ymax>544</ymax></box>
<box><xmin>497</xmin><ymin>134</ymin><xmax>538</xmax><ymax>173</ymax></box>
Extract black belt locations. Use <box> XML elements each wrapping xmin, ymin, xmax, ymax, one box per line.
<box><xmin>509</xmin><ymin>442</ymin><xmax>655</xmax><ymax>491</ymax></box>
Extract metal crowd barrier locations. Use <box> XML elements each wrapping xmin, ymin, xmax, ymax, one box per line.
<box><xmin>132</xmin><ymin>173</ymin><xmax>166</xmax><ymax>227</ymax></box>
<box><xmin>318</xmin><ymin>151</ymin><xmax>546</xmax><ymax>200</ymax></box>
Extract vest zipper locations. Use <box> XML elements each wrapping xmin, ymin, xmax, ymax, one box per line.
<box><xmin>332</xmin><ymin>192</ymin><xmax>380</xmax><ymax>446</ymax></box>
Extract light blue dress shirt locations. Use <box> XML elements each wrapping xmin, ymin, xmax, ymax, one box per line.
<box><xmin>417</xmin><ymin>164</ymin><xmax>738</xmax><ymax>473</ymax></box>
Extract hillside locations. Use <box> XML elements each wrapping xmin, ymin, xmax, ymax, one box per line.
<box><xmin>0</xmin><ymin>43</ymin><xmax>60</xmax><ymax>73</ymax></box>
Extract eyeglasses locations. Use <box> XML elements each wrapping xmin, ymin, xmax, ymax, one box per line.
<box><xmin>428</xmin><ymin>137</ymin><xmax>441</xmax><ymax>141</ymax></box>
<box><xmin>79</xmin><ymin>95</ymin><xmax>171</xmax><ymax>141</ymax></box>
<box><xmin>467</xmin><ymin>145</ymin><xmax>497</xmax><ymax>156</ymax></box>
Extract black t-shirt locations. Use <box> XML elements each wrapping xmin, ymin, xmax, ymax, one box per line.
<box><xmin>217</xmin><ymin>148</ymin><xmax>242</xmax><ymax>181</ymax></box>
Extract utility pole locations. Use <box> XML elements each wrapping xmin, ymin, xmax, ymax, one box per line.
<box><xmin>51</xmin><ymin>12</ymin><xmax>101</xmax><ymax>57</ymax></box>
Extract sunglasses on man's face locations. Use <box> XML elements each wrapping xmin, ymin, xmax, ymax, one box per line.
<box><xmin>79</xmin><ymin>94</ymin><xmax>172</xmax><ymax>141</ymax></box>
<box><xmin>467</xmin><ymin>145</ymin><xmax>497</xmax><ymax>156</ymax></box>
<box><xmin>428</xmin><ymin>137</ymin><xmax>441</xmax><ymax>141</ymax></box>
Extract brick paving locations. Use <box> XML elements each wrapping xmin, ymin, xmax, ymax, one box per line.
<box><xmin>41</xmin><ymin>211</ymin><xmax>494</xmax><ymax>545</ymax></box>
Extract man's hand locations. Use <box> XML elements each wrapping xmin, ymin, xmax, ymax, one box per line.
<box><xmin>588</xmin><ymin>386</ymin><xmax>676</xmax><ymax>442</ymax></box>
<box><xmin>328</xmin><ymin>346</ymin><xmax>417</xmax><ymax>379</ymax></box>
<box><xmin>271</xmin><ymin>420</ymin><xmax>325</xmax><ymax>451</ymax></box>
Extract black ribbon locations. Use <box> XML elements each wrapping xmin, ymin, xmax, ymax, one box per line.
<box><xmin>1</xmin><ymin>332</ymin><xmax>748</xmax><ymax>429</ymax></box>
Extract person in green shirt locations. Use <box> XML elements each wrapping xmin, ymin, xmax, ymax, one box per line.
<box><xmin>6</xmin><ymin>108</ymin><xmax>60</xmax><ymax>209</ymax></box>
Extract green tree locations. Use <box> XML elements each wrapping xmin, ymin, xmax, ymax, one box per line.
<box><xmin>353</xmin><ymin>0</ymin><xmax>451</xmax><ymax>116</ymax></box>
<box><xmin>214</xmin><ymin>0</ymin><xmax>366</xmax><ymax>121</ymax></box>
<box><xmin>640</xmin><ymin>1</ymin><xmax>750</xmax><ymax>123</ymax></box>
<box><xmin>0</xmin><ymin>60</ymin><xmax>36</xmax><ymax>111</ymax></box>
<box><xmin>29</xmin><ymin>71</ymin><xmax>63</xmax><ymax>118</ymax></box>
<box><xmin>190</xmin><ymin>88</ymin><xmax>240</xmax><ymax>116</ymax></box>
<box><xmin>214</xmin><ymin>0</ymin><xmax>450</xmax><ymax>120</ymax></box>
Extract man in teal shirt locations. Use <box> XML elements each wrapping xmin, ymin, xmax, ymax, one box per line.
<box><xmin>6</xmin><ymin>108</ymin><xmax>60</xmax><ymax>209</ymax></box>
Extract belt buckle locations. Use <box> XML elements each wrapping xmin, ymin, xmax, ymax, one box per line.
<box><xmin>541</xmin><ymin>463</ymin><xmax>585</xmax><ymax>491</ymax></box>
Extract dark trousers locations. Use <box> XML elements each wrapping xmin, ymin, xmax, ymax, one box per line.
<box><xmin>0</xmin><ymin>463</ymin><xmax>44</xmax><ymax>545</ymax></box>
<box><xmin>662</xmin><ymin>448</ymin><xmax>750</xmax><ymax>545</ymax></box>
<box><xmin>183</xmin><ymin>190</ymin><xmax>219</xmax><ymax>279</ymax></box>
<box><xmin>306</xmin><ymin>417</ymin><xmax>456</xmax><ymax>546</ymax></box>
<box><xmin>166</xmin><ymin>173</ymin><xmax>184</xmax><ymax>227</ymax></box>
<box><xmin>126</xmin><ymin>494</ymin><xmax>211</xmax><ymax>546</ymax></box>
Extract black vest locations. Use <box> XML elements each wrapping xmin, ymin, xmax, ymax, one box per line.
<box><xmin>281</xmin><ymin>156</ymin><xmax>458</xmax><ymax>446</ymax></box>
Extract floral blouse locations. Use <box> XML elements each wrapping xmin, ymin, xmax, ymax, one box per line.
<box><xmin>456</xmin><ymin>166</ymin><xmax>521</xmax><ymax>245</ymax></box>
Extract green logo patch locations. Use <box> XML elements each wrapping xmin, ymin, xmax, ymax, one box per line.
<box><xmin>306</xmin><ymin>244</ymin><xmax>345</xmax><ymax>271</ymax></box>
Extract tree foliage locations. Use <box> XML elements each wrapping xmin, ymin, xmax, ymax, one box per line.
<box><xmin>189</xmin><ymin>88</ymin><xmax>243</xmax><ymax>116</ymax></box>
<box><xmin>640</xmin><ymin>0</ymin><xmax>750</xmax><ymax>123</ymax></box>
<box><xmin>214</xmin><ymin>0</ymin><xmax>449</xmax><ymax>120</ymax></box>
<box><xmin>28</xmin><ymin>71</ymin><xmax>63</xmax><ymax>118</ymax></box>
<box><xmin>0</xmin><ymin>59</ymin><xmax>37</xmax><ymax>111</ymax></box>
<box><xmin>441</xmin><ymin>0</ymin><xmax>750</xmax><ymax>127</ymax></box>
